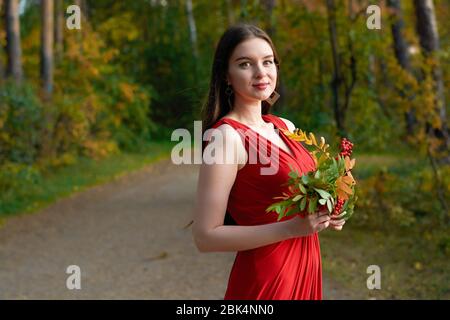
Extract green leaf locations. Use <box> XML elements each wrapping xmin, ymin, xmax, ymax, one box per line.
<box><xmin>301</xmin><ymin>174</ymin><xmax>309</xmax><ymax>184</ymax></box>
<box><xmin>314</xmin><ymin>170</ymin><xmax>321</xmax><ymax>179</ymax></box>
<box><xmin>293</xmin><ymin>194</ymin><xmax>303</xmax><ymax>202</ymax></box>
<box><xmin>333</xmin><ymin>210</ymin><xmax>347</xmax><ymax>219</ymax></box>
<box><xmin>298</xmin><ymin>183</ymin><xmax>307</xmax><ymax>194</ymax></box>
<box><xmin>285</xmin><ymin>205</ymin><xmax>298</xmax><ymax>217</ymax></box>
<box><xmin>308</xmin><ymin>197</ymin><xmax>318</xmax><ymax>214</ymax></box>
<box><xmin>314</xmin><ymin>188</ymin><xmax>332</xmax><ymax>199</ymax></box>
<box><xmin>288</xmin><ymin>171</ymin><xmax>298</xmax><ymax>179</ymax></box>
<box><xmin>300</xmin><ymin>197</ymin><xmax>307</xmax><ymax>211</ymax></box>
<box><xmin>265</xmin><ymin>204</ymin><xmax>277</xmax><ymax>213</ymax></box>
<box><xmin>326</xmin><ymin>198</ymin><xmax>332</xmax><ymax>213</ymax></box>
<box><xmin>318</xmin><ymin>198</ymin><xmax>327</xmax><ymax>205</ymax></box>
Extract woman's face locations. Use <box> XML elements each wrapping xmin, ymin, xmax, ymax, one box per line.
<box><xmin>227</xmin><ymin>37</ymin><xmax>277</xmax><ymax>104</ymax></box>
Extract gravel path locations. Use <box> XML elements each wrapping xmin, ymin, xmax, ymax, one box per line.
<box><xmin>0</xmin><ymin>157</ymin><xmax>351</xmax><ymax>299</ymax></box>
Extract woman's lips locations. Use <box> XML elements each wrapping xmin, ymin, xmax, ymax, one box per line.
<box><xmin>253</xmin><ymin>83</ymin><xmax>269</xmax><ymax>90</ymax></box>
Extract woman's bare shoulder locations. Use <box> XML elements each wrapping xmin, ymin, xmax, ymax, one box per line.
<box><xmin>278</xmin><ymin>117</ymin><xmax>296</xmax><ymax>132</ymax></box>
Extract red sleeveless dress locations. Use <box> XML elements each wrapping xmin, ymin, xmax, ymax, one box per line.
<box><xmin>208</xmin><ymin>114</ymin><xmax>322</xmax><ymax>300</ymax></box>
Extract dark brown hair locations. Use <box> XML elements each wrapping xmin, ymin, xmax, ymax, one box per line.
<box><xmin>201</xmin><ymin>24</ymin><xmax>281</xmax><ymax>141</ymax></box>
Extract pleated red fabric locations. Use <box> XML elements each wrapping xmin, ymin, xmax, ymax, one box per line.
<box><xmin>208</xmin><ymin>113</ymin><xmax>322</xmax><ymax>300</ymax></box>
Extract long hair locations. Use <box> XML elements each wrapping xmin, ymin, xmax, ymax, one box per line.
<box><xmin>201</xmin><ymin>24</ymin><xmax>281</xmax><ymax>145</ymax></box>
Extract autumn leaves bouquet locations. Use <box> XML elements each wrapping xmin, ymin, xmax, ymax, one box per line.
<box><xmin>266</xmin><ymin>129</ymin><xmax>357</xmax><ymax>221</ymax></box>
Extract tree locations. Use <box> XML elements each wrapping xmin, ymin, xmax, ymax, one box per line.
<box><xmin>413</xmin><ymin>0</ymin><xmax>449</xmax><ymax>219</ymax></box>
<box><xmin>0</xmin><ymin>0</ymin><xmax>4</xmax><ymax>79</ymax></box>
<box><xmin>40</xmin><ymin>0</ymin><xmax>54</xmax><ymax>99</ymax></box>
<box><xmin>414</xmin><ymin>0</ymin><xmax>449</xmax><ymax>157</ymax></box>
<box><xmin>54</xmin><ymin>0</ymin><xmax>63</xmax><ymax>63</ymax></box>
<box><xmin>325</xmin><ymin>0</ymin><xmax>357</xmax><ymax>138</ymax></box>
<box><xmin>185</xmin><ymin>0</ymin><xmax>198</xmax><ymax>59</ymax></box>
<box><xmin>5</xmin><ymin>0</ymin><xmax>23</xmax><ymax>84</ymax></box>
<box><xmin>387</xmin><ymin>0</ymin><xmax>417</xmax><ymax>136</ymax></box>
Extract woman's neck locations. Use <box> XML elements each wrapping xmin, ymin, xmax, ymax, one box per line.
<box><xmin>228</xmin><ymin>97</ymin><xmax>266</xmax><ymax>127</ymax></box>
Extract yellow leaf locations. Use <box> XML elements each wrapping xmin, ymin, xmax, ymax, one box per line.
<box><xmin>342</xmin><ymin>175</ymin><xmax>355</xmax><ymax>186</ymax></box>
<box><xmin>345</xmin><ymin>171</ymin><xmax>356</xmax><ymax>185</ymax></box>
<box><xmin>320</xmin><ymin>136</ymin><xmax>325</xmax><ymax>148</ymax></box>
<box><xmin>345</xmin><ymin>156</ymin><xmax>356</xmax><ymax>171</ymax></box>
<box><xmin>309</xmin><ymin>132</ymin><xmax>317</xmax><ymax>146</ymax></box>
<box><xmin>336</xmin><ymin>176</ymin><xmax>353</xmax><ymax>196</ymax></box>
<box><xmin>337</xmin><ymin>188</ymin><xmax>349</xmax><ymax>200</ymax></box>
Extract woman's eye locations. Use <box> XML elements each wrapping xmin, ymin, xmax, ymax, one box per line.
<box><xmin>239</xmin><ymin>60</ymin><xmax>273</xmax><ymax>68</ymax></box>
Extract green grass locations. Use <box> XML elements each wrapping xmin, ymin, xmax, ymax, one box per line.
<box><xmin>0</xmin><ymin>140</ymin><xmax>174</xmax><ymax>220</ymax></box>
<box><xmin>320</xmin><ymin>223</ymin><xmax>449</xmax><ymax>299</ymax></box>
<box><xmin>319</xmin><ymin>152</ymin><xmax>450</xmax><ymax>299</ymax></box>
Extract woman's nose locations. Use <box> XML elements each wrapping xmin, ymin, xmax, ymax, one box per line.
<box><xmin>253</xmin><ymin>62</ymin><xmax>266</xmax><ymax>77</ymax></box>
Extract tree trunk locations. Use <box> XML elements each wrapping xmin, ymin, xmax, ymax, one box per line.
<box><xmin>387</xmin><ymin>0</ymin><xmax>416</xmax><ymax>136</ymax></box>
<box><xmin>185</xmin><ymin>0</ymin><xmax>198</xmax><ymax>60</ymax></box>
<box><xmin>414</xmin><ymin>0</ymin><xmax>449</xmax><ymax>219</ymax></box>
<box><xmin>54</xmin><ymin>0</ymin><xmax>63</xmax><ymax>63</ymax></box>
<box><xmin>40</xmin><ymin>0</ymin><xmax>54</xmax><ymax>99</ymax></box>
<box><xmin>414</xmin><ymin>0</ymin><xmax>450</xmax><ymax>155</ymax></box>
<box><xmin>185</xmin><ymin>0</ymin><xmax>199</xmax><ymax>87</ymax></box>
<box><xmin>326</xmin><ymin>0</ymin><xmax>348</xmax><ymax>137</ymax></box>
<box><xmin>0</xmin><ymin>0</ymin><xmax>4</xmax><ymax>79</ymax></box>
<box><xmin>5</xmin><ymin>0</ymin><xmax>22</xmax><ymax>84</ymax></box>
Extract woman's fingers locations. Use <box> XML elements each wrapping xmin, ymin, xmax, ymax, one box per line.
<box><xmin>314</xmin><ymin>214</ymin><xmax>330</xmax><ymax>232</ymax></box>
<box><xmin>329</xmin><ymin>219</ymin><xmax>345</xmax><ymax>231</ymax></box>
<box><xmin>316</xmin><ymin>210</ymin><xmax>329</xmax><ymax>218</ymax></box>
<box><xmin>316</xmin><ymin>220</ymin><xmax>330</xmax><ymax>232</ymax></box>
<box><xmin>315</xmin><ymin>214</ymin><xmax>331</xmax><ymax>225</ymax></box>
<box><xmin>330</xmin><ymin>218</ymin><xmax>346</xmax><ymax>226</ymax></box>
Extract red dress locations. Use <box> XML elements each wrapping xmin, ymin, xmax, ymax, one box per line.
<box><xmin>208</xmin><ymin>114</ymin><xmax>322</xmax><ymax>300</ymax></box>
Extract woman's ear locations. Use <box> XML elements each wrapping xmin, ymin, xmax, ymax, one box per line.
<box><xmin>225</xmin><ymin>73</ymin><xmax>231</xmax><ymax>85</ymax></box>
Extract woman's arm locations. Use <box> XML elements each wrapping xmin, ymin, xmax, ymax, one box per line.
<box><xmin>192</xmin><ymin>124</ymin><xmax>330</xmax><ymax>252</ymax></box>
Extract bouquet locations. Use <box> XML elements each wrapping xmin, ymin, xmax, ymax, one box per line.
<box><xmin>266</xmin><ymin>129</ymin><xmax>358</xmax><ymax>221</ymax></box>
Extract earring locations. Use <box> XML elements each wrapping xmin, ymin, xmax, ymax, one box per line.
<box><xmin>225</xmin><ymin>84</ymin><xmax>233</xmax><ymax>96</ymax></box>
<box><xmin>265</xmin><ymin>90</ymin><xmax>280</xmax><ymax>106</ymax></box>
<box><xmin>225</xmin><ymin>84</ymin><xmax>234</xmax><ymax>109</ymax></box>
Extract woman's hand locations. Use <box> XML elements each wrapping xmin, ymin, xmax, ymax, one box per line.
<box><xmin>286</xmin><ymin>209</ymin><xmax>331</xmax><ymax>238</ymax></box>
<box><xmin>329</xmin><ymin>215</ymin><xmax>346</xmax><ymax>231</ymax></box>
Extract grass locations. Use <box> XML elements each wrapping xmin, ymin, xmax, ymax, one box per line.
<box><xmin>0</xmin><ymin>140</ymin><xmax>174</xmax><ymax>220</ymax></box>
<box><xmin>320</xmin><ymin>222</ymin><xmax>449</xmax><ymax>299</ymax></box>
<box><xmin>319</xmin><ymin>152</ymin><xmax>450</xmax><ymax>299</ymax></box>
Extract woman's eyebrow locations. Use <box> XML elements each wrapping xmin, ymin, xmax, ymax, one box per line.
<box><xmin>234</xmin><ymin>55</ymin><xmax>274</xmax><ymax>62</ymax></box>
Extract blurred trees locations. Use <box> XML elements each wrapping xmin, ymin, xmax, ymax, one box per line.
<box><xmin>0</xmin><ymin>0</ymin><xmax>448</xmax><ymax>220</ymax></box>
<box><xmin>414</xmin><ymin>0</ymin><xmax>449</xmax><ymax>155</ymax></box>
<box><xmin>40</xmin><ymin>0</ymin><xmax>53</xmax><ymax>99</ymax></box>
<box><xmin>5</xmin><ymin>0</ymin><xmax>22</xmax><ymax>84</ymax></box>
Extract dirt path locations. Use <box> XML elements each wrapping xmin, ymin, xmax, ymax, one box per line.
<box><xmin>0</xmin><ymin>157</ymin><xmax>351</xmax><ymax>299</ymax></box>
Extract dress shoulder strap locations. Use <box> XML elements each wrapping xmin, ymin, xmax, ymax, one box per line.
<box><xmin>263</xmin><ymin>114</ymin><xmax>289</xmax><ymax>130</ymax></box>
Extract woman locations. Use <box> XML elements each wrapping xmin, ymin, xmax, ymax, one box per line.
<box><xmin>192</xmin><ymin>24</ymin><xmax>345</xmax><ymax>300</ymax></box>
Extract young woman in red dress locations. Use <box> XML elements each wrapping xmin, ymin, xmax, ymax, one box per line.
<box><xmin>192</xmin><ymin>24</ymin><xmax>345</xmax><ymax>300</ymax></box>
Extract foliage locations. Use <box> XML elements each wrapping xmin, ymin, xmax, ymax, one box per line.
<box><xmin>266</xmin><ymin>130</ymin><xmax>357</xmax><ymax>221</ymax></box>
<box><xmin>0</xmin><ymin>81</ymin><xmax>44</xmax><ymax>164</ymax></box>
